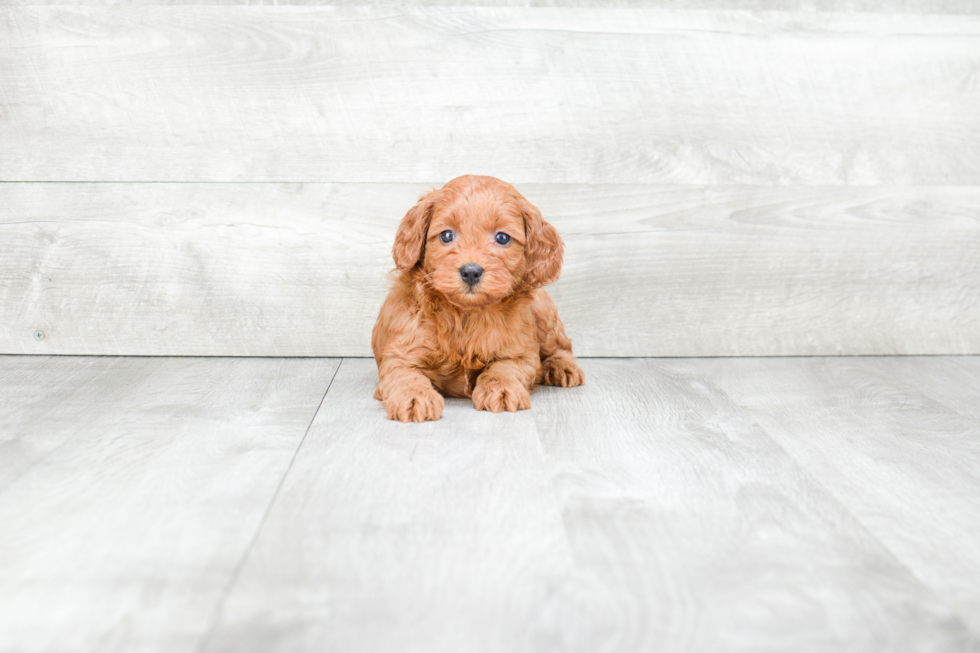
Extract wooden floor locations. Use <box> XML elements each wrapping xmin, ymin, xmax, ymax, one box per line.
<box><xmin>1</xmin><ymin>355</ymin><xmax>978</xmax><ymax>652</ymax></box>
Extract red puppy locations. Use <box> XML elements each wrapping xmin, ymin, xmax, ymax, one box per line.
<box><xmin>372</xmin><ymin>175</ymin><xmax>584</xmax><ymax>422</ymax></box>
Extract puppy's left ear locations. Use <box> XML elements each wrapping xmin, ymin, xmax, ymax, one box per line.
<box><xmin>520</xmin><ymin>198</ymin><xmax>564</xmax><ymax>289</ymax></box>
<box><xmin>392</xmin><ymin>191</ymin><xmax>437</xmax><ymax>270</ymax></box>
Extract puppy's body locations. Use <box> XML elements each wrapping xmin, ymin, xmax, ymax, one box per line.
<box><xmin>373</xmin><ymin>274</ymin><xmax>577</xmax><ymax>399</ymax></box>
<box><xmin>373</xmin><ymin>175</ymin><xmax>583</xmax><ymax>422</ymax></box>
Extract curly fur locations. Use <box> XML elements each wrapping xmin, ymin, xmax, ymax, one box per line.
<box><xmin>372</xmin><ymin>175</ymin><xmax>584</xmax><ymax>422</ymax></box>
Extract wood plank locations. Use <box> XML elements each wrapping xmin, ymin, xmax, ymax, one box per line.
<box><xmin>7</xmin><ymin>0</ymin><xmax>980</xmax><ymax>11</ymax></box>
<box><xmin>706</xmin><ymin>356</ymin><xmax>980</xmax><ymax>635</ymax></box>
<box><xmin>874</xmin><ymin>356</ymin><xmax>980</xmax><ymax>421</ymax></box>
<box><xmin>201</xmin><ymin>358</ymin><xmax>571</xmax><ymax>653</ymax></box>
<box><xmin>3</xmin><ymin>7</ymin><xmax>980</xmax><ymax>183</ymax></box>
<box><xmin>205</xmin><ymin>358</ymin><xmax>978</xmax><ymax>652</ymax></box>
<box><xmin>0</xmin><ymin>355</ymin><xmax>339</xmax><ymax>653</ymax></box>
<box><xmin>3</xmin><ymin>183</ymin><xmax>978</xmax><ymax>356</ymax></box>
<box><xmin>530</xmin><ymin>358</ymin><xmax>978</xmax><ymax>650</ymax></box>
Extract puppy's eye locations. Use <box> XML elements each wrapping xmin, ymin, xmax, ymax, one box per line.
<box><xmin>495</xmin><ymin>232</ymin><xmax>511</xmax><ymax>246</ymax></box>
<box><xmin>440</xmin><ymin>230</ymin><xmax>454</xmax><ymax>243</ymax></box>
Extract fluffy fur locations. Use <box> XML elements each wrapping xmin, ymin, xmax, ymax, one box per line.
<box><xmin>372</xmin><ymin>175</ymin><xmax>585</xmax><ymax>422</ymax></box>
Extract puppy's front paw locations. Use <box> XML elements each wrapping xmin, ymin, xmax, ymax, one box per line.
<box><xmin>472</xmin><ymin>378</ymin><xmax>531</xmax><ymax>413</ymax></box>
<box><xmin>384</xmin><ymin>386</ymin><xmax>445</xmax><ymax>423</ymax></box>
<box><xmin>542</xmin><ymin>352</ymin><xmax>585</xmax><ymax>388</ymax></box>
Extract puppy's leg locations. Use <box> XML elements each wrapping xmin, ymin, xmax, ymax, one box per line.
<box><xmin>376</xmin><ymin>358</ymin><xmax>445</xmax><ymax>423</ymax></box>
<box><xmin>541</xmin><ymin>349</ymin><xmax>585</xmax><ymax>388</ymax></box>
<box><xmin>533</xmin><ymin>290</ymin><xmax>585</xmax><ymax>388</ymax></box>
<box><xmin>472</xmin><ymin>356</ymin><xmax>538</xmax><ymax>413</ymax></box>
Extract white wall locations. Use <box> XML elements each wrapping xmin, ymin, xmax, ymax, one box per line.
<box><xmin>2</xmin><ymin>4</ymin><xmax>978</xmax><ymax>356</ymax></box>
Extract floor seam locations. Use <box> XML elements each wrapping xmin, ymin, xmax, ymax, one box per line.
<box><xmin>193</xmin><ymin>358</ymin><xmax>345</xmax><ymax>653</ymax></box>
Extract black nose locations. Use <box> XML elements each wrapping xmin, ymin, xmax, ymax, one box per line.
<box><xmin>459</xmin><ymin>263</ymin><xmax>484</xmax><ymax>286</ymax></box>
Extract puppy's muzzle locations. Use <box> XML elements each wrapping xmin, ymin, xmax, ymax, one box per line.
<box><xmin>459</xmin><ymin>263</ymin><xmax>484</xmax><ymax>287</ymax></box>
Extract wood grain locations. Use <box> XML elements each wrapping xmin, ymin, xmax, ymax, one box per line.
<box><xmin>6</xmin><ymin>0</ymin><xmax>980</xmax><ymax>10</ymax></box>
<box><xmin>201</xmin><ymin>358</ymin><xmax>572</xmax><ymax>653</ymax></box>
<box><xmin>3</xmin><ymin>183</ymin><xmax>978</xmax><ymax>357</ymax></box>
<box><xmin>706</xmin><ymin>356</ymin><xmax>980</xmax><ymax>636</ymax></box>
<box><xmin>203</xmin><ymin>358</ymin><xmax>977</xmax><ymax>652</ymax></box>
<box><xmin>531</xmin><ymin>358</ymin><xmax>978</xmax><ymax>651</ymax></box>
<box><xmin>3</xmin><ymin>356</ymin><xmax>979</xmax><ymax>651</ymax></box>
<box><xmin>0</xmin><ymin>355</ymin><xmax>339</xmax><ymax>653</ymax></box>
<box><xmin>2</xmin><ymin>7</ymin><xmax>979</xmax><ymax>184</ymax></box>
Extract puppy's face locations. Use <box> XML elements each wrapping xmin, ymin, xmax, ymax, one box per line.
<box><xmin>392</xmin><ymin>176</ymin><xmax>564</xmax><ymax>307</ymax></box>
<box><xmin>423</xmin><ymin>190</ymin><xmax>527</xmax><ymax>307</ymax></box>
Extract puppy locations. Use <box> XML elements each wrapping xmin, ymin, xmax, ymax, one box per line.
<box><xmin>372</xmin><ymin>175</ymin><xmax>584</xmax><ymax>423</ymax></box>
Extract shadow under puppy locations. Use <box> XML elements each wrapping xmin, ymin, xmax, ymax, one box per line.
<box><xmin>372</xmin><ymin>175</ymin><xmax>585</xmax><ymax>422</ymax></box>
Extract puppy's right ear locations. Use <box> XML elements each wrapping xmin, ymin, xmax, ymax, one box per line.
<box><xmin>392</xmin><ymin>191</ymin><xmax>437</xmax><ymax>270</ymax></box>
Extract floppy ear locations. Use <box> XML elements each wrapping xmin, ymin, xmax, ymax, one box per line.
<box><xmin>520</xmin><ymin>198</ymin><xmax>564</xmax><ymax>288</ymax></box>
<box><xmin>392</xmin><ymin>191</ymin><xmax>437</xmax><ymax>270</ymax></box>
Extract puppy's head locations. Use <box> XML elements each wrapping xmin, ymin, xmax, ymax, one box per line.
<box><xmin>393</xmin><ymin>175</ymin><xmax>563</xmax><ymax>307</ymax></box>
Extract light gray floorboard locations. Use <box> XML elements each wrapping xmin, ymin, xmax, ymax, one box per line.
<box><xmin>2</xmin><ymin>8</ymin><xmax>979</xmax><ymax>184</ymax></box>
<box><xmin>205</xmin><ymin>358</ymin><xmax>977</xmax><ymax>653</ymax></box>
<box><xmin>201</xmin><ymin>358</ymin><xmax>571</xmax><ymax>653</ymax></box>
<box><xmin>0</xmin><ymin>355</ymin><xmax>339</xmax><ymax>653</ymax></box>
<box><xmin>4</xmin><ymin>183</ymin><xmax>978</xmax><ymax>357</ymax></box>
<box><xmin>706</xmin><ymin>356</ymin><xmax>980</xmax><ymax>636</ymax></box>
<box><xmin>878</xmin><ymin>356</ymin><xmax>980</xmax><ymax>422</ymax></box>
<box><xmin>4</xmin><ymin>356</ymin><xmax>978</xmax><ymax>652</ymax></box>
<box><xmin>529</xmin><ymin>358</ymin><xmax>976</xmax><ymax>652</ymax></box>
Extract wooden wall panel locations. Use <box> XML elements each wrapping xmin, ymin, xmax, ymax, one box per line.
<box><xmin>2</xmin><ymin>7</ymin><xmax>979</xmax><ymax>184</ymax></box>
<box><xmin>3</xmin><ymin>182</ymin><xmax>977</xmax><ymax>357</ymax></box>
<box><xmin>2</xmin><ymin>6</ymin><xmax>977</xmax><ymax>356</ymax></box>
<box><xmin>6</xmin><ymin>1</ymin><xmax>980</xmax><ymax>10</ymax></box>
